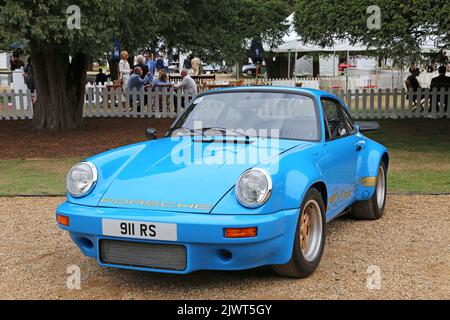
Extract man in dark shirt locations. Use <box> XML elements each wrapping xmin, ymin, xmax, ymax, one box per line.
<box><xmin>427</xmin><ymin>60</ymin><xmax>437</xmax><ymax>73</ymax></box>
<box><xmin>156</xmin><ymin>55</ymin><xmax>165</xmax><ymax>72</ymax></box>
<box><xmin>133</xmin><ymin>55</ymin><xmax>149</xmax><ymax>79</ymax></box>
<box><xmin>183</xmin><ymin>56</ymin><xmax>192</xmax><ymax>70</ymax></box>
<box><xmin>10</xmin><ymin>52</ymin><xmax>24</xmax><ymax>71</ymax></box>
<box><xmin>430</xmin><ymin>66</ymin><xmax>450</xmax><ymax>90</ymax></box>
<box><xmin>406</xmin><ymin>68</ymin><xmax>421</xmax><ymax>91</ymax></box>
<box><xmin>405</xmin><ymin>68</ymin><xmax>422</xmax><ymax>109</ymax></box>
<box><xmin>95</xmin><ymin>68</ymin><xmax>108</xmax><ymax>85</ymax></box>
<box><xmin>430</xmin><ymin>65</ymin><xmax>450</xmax><ymax>111</ymax></box>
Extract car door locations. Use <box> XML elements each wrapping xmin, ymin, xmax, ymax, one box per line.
<box><xmin>320</xmin><ymin>97</ymin><xmax>360</xmax><ymax>214</ymax></box>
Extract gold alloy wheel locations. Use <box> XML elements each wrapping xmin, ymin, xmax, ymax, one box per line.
<box><xmin>300</xmin><ymin>206</ymin><xmax>311</xmax><ymax>254</ymax></box>
<box><xmin>299</xmin><ymin>199</ymin><xmax>323</xmax><ymax>262</ymax></box>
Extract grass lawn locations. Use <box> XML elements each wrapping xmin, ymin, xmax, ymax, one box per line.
<box><xmin>0</xmin><ymin>119</ymin><xmax>448</xmax><ymax>196</ymax></box>
<box><xmin>365</xmin><ymin>119</ymin><xmax>450</xmax><ymax>193</ymax></box>
<box><xmin>0</xmin><ymin>158</ymin><xmax>81</xmax><ymax>196</ymax></box>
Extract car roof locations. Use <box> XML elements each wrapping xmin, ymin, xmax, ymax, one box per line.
<box><xmin>205</xmin><ymin>85</ymin><xmax>338</xmax><ymax>100</ymax></box>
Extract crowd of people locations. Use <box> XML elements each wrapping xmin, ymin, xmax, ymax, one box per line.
<box><xmin>406</xmin><ymin>63</ymin><xmax>450</xmax><ymax>110</ymax></box>
<box><xmin>114</xmin><ymin>50</ymin><xmax>198</xmax><ymax>95</ymax></box>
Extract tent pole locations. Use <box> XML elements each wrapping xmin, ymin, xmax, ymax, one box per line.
<box><xmin>333</xmin><ymin>50</ymin><xmax>336</xmax><ymax>77</ymax></box>
<box><xmin>294</xmin><ymin>50</ymin><xmax>298</xmax><ymax>80</ymax></box>
<box><xmin>288</xmin><ymin>50</ymin><xmax>291</xmax><ymax>79</ymax></box>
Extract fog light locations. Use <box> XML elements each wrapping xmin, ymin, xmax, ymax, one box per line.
<box><xmin>57</xmin><ymin>214</ymin><xmax>70</xmax><ymax>226</ymax></box>
<box><xmin>224</xmin><ymin>227</ymin><xmax>257</xmax><ymax>238</ymax></box>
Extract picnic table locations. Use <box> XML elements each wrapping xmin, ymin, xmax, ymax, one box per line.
<box><xmin>169</xmin><ymin>74</ymin><xmax>216</xmax><ymax>84</ymax></box>
<box><xmin>204</xmin><ymin>82</ymin><xmax>232</xmax><ymax>90</ymax></box>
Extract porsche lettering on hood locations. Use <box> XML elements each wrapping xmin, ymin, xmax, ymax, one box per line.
<box><xmin>97</xmin><ymin>137</ymin><xmax>308</xmax><ymax>213</ymax></box>
<box><xmin>100</xmin><ymin>198</ymin><xmax>213</xmax><ymax>211</ymax></box>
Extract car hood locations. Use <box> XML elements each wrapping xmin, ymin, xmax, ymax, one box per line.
<box><xmin>98</xmin><ymin>137</ymin><xmax>307</xmax><ymax>213</ymax></box>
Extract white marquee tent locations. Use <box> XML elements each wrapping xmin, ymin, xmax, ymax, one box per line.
<box><xmin>265</xmin><ymin>14</ymin><xmax>446</xmax><ymax>76</ymax></box>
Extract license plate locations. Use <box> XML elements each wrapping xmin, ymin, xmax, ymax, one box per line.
<box><xmin>102</xmin><ymin>219</ymin><xmax>177</xmax><ymax>241</ymax></box>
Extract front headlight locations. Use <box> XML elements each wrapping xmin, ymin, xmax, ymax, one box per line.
<box><xmin>66</xmin><ymin>162</ymin><xmax>98</xmax><ymax>197</ymax></box>
<box><xmin>235</xmin><ymin>168</ymin><xmax>272</xmax><ymax>208</ymax></box>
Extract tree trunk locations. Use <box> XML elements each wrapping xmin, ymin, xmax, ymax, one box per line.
<box><xmin>31</xmin><ymin>42</ymin><xmax>89</xmax><ymax>130</ymax></box>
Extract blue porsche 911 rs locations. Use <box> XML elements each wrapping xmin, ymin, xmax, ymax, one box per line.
<box><xmin>56</xmin><ymin>87</ymin><xmax>389</xmax><ymax>278</ymax></box>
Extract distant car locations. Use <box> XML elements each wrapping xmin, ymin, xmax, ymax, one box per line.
<box><xmin>242</xmin><ymin>63</ymin><xmax>257</xmax><ymax>76</ymax></box>
<box><xmin>167</xmin><ymin>63</ymin><xmax>179</xmax><ymax>74</ymax></box>
<box><xmin>203</xmin><ymin>63</ymin><xmax>229</xmax><ymax>74</ymax></box>
<box><xmin>57</xmin><ymin>87</ymin><xmax>389</xmax><ymax>278</ymax></box>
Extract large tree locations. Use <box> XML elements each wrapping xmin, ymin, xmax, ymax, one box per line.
<box><xmin>0</xmin><ymin>1</ymin><xmax>161</xmax><ymax>129</ymax></box>
<box><xmin>293</xmin><ymin>0</ymin><xmax>450</xmax><ymax>60</ymax></box>
<box><xmin>0</xmin><ymin>0</ymin><xmax>289</xmax><ymax>130</ymax></box>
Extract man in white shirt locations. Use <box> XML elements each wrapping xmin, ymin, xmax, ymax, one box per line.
<box><xmin>174</xmin><ymin>69</ymin><xmax>198</xmax><ymax>94</ymax></box>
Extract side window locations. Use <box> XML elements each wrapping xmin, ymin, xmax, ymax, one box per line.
<box><xmin>321</xmin><ymin>98</ymin><xmax>351</xmax><ymax>140</ymax></box>
<box><xmin>339</xmin><ymin>104</ymin><xmax>356</xmax><ymax>134</ymax></box>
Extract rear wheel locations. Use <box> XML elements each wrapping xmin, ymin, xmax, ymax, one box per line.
<box><xmin>272</xmin><ymin>189</ymin><xmax>326</xmax><ymax>278</ymax></box>
<box><xmin>352</xmin><ymin>161</ymin><xmax>387</xmax><ymax>220</ymax></box>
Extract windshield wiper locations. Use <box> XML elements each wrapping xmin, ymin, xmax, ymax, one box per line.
<box><xmin>170</xmin><ymin>127</ymin><xmax>203</xmax><ymax>136</ymax></box>
<box><xmin>202</xmin><ymin>127</ymin><xmax>250</xmax><ymax>139</ymax></box>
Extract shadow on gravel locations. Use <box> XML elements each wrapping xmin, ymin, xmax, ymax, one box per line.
<box><xmin>98</xmin><ymin>217</ymin><xmax>351</xmax><ymax>289</ymax></box>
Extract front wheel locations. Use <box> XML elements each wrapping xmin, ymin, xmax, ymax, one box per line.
<box><xmin>272</xmin><ymin>189</ymin><xmax>326</xmax><ymax>278</ymax></box>
<box><xmin>352</xmin><ymin>161</ymin><xmax>387</xmax><ymax>220</ymax></box>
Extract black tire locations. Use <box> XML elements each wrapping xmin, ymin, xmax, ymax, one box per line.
<box><xmin>272</xmin><ymin>188</ymin><xmax>326</xmax><ymax>278</ymax></box>
<box><xmin>352</xmin><ymin>161</ymin><xmax>387</xmax><ymax>220</ymax></box>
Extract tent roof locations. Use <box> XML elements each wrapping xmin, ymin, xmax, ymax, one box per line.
<box><xmin>267</xmin><ymin>13</ymin><xmax>444</xmax><ymax>53</ymax></box>
<box><xmin>265</xmin><ymin>14</ymin><xmax>369</xmax><ymax>53</ymax></box>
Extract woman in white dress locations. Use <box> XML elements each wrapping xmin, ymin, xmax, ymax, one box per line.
<box><xmin>119</xmin><ymin>51</ymin><xmax>131</xmax><ymax>90</ymax></box>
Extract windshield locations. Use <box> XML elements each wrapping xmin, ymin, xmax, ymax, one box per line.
<box><xmin>170</xmin><ymin>91</ymin><xmax>319</xmax><ymax>141</ymax></box>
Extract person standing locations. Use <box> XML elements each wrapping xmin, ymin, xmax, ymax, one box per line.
<box><xmin>430</xmin><ymin>65</ymin><xmax>450</xmax><ymax>111</ymax></box>
<box><xmin>250</xmin><ymin>40</ymin><xmax>264</xmax><ymax>77</ymax></box>
<box><xmin>427</xmin><ymin>60</ymin><xmax>437</xmax><ymax>73</ymax></box>
<box><xmin>191</xmin><ymin>56</ymin><xmax>201</xmax><ymax>76</ymax></box>
<box><xmin>406</xmin><ymin>68</ymin><xmax>422</xmax><ymax>108</ymax></box>
<box><xmin>95</xmin><ymin>68</ymin><xmax>108</xmax><ymax>85</ymax></box>
<box><xmin>10</xmin><ymin>52</ymin><xmax>24</xmax><ymax>71</ymax></box>
<box><xmin>134</xmin><ymin>55</ymin><xmax>149</xmax><ymax>79</ymax></box>
<box><xmin>144</xmin><ymin>51</ymin><xmax>156</xmax><ymax>78</ymax></box>
<box><xmin>23</xmin><ymin>57</ymin><xmax>35</xmax><ymax>93</ymax></box>
<box><xmin>119</xmin><ymin>51</ymin><xmax>131</xmax><ymax>89</ymax></box>
<box><xmin>183</xmin><ymin>55</ymin><xmax>192</xmax><ymax>72</ymax></box>
<box><xmin>430</xmin><ymin>65</ymin><xmax>450</xmax><ymax>89</ymax></box>
<box><xmin>156</xmin><ymin>54</ymin><xmax>165</xmax><ymax>74</ymax></box>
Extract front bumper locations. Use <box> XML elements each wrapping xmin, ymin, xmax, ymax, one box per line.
<box><xmin>56</xmin><ymin>202</ymin><xmax>299</xmax><ymax>274</ymax></box>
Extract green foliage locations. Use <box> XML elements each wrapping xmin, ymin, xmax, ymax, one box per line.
<box><xmin>293</xmin><ymin>0</ymin><xmax>450</xmax><ymax>59</ymax></box>
<box><xmin>0</xmin><ymin>1</ymin><xmax>120</xmax><ymax>56</ymax></box>
<box><xmin>162</xmin><ymin>0</ymin><xmax>290</xmax><ymax>62</ymax></box>
<box><xmin>0</xmin><ymin>0</ymin><xmax>290</xmax><ymax>62</ymax></box>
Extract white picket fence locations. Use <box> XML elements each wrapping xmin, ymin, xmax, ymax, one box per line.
<box><xmin>1</xmin><ymin>87</ymin><xmax>449</xmax><ymax>120</ymax></box>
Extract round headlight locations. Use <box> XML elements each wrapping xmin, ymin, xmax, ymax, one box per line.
<box><xmin>235</xmin><ymin>168</ymin><xmax>272</xmax><ymax>208</ymax></box>
<box><xmin>66</xmin><ymin>162</ymin><xmax>98</xmax><ymax>197</ymax></box>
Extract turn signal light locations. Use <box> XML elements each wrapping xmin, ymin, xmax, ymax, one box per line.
<box><xmin>57</xmin><ymin>214</ymin><xmax>70</xmax><ymax>226</ymax></box>
<box><xmin>224</xmin><ymin>227</ymin><xmax>257</xmax><ymax>238</ymax></box>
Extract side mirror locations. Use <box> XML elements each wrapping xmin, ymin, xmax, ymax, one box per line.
<box><xmin>145</xmin><ymin>128</ymin><xmax>158</xmax><ymax>140</ymax></box>
<box><xmin>355</xmin><ymin>121</ymin><xmax>380</xmax><ymax>133</ymax></box>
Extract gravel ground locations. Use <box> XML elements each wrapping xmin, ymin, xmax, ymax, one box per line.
<box><xmin>0</xmin><ymin>195</ymin><xmax>449</xmax><ymax>300</ymax></box>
